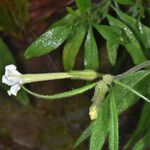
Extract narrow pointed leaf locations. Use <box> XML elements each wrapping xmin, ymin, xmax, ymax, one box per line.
<box><xmin>63</xmin><ymin>24</ymin><xmax>86</xmax><ymax>71</ymax></box>
<box><xmin>115</xmin><ymin>71</ymin><xmax>150</xmax><ymax>113</ymax></box>
<box><xmin>106</xmin><ymin>41</ymin><xmax>119</xmax><ymax>66</ymax></box>
<box><xmin>84</xmin><ymin>27</ymin><xmax>99</xmax><ymax>70</ymax></box>
<box><xmin>90</xmin><ymin>96</ymin><xmax>110</xmax><ymax>150</ymax></box>
<box><xmin>25</xmin><ymin>25</ymin><xmax>71</xmax><ymax>59</ymax></box>
<box><xmin>114</xmin><ymin>9</ymin><xmax>150</xmax><ymax>54</ymax></box>
<box><xmin>114</xmin><ymin>80</ymin><xmax>150</xmax><ymax>103</ymax></box>
<box><xmin>94</xmin><ymin>24</ymin><xmax>124</xmax><ymax>43</ymax></box>
<box><xmin>107</xmin><ymin>15</ymin><xmax>147</xmax><ymax>64</ymax></box>
<box><xmin>109</xmin><ymin>91</ymin><xmax>119</xmax><ymax>150</ymax></box>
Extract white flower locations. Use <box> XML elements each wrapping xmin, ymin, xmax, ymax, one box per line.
<box><xmin>2</xmin><ymin>64</ymin><xmax>22</xmax><ymax>96</ymax></box>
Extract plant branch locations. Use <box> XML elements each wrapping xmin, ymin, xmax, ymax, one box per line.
<box><xmin>21</xmin><ymin>82</ymin><xmax>97</xmax><ymax>100</ymax></box>
<box><xmin>114</xmin><ymin>60</ymin><xmax>150</xmax><ymax>80</ymax></box>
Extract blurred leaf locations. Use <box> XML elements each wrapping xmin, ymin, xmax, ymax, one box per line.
<box><xmin>66</xmin><ymin>7</ymin><xmax>76</xmax><ymax>16</ymax></box>
<box><xmin>107</xmin><ymin>15</ymin><xmax>147</xmax><ymax>64</ymax></box>
<box><xmin>0</xmin><ymin>0</ymin><xmax>29</xmax><ymax>38</ymax></box>
<box><xmin>74</xmin><ymin>122</ymin><xmax>94</xmax><ymax>148</ymax></box>
<box><xmin>63</xmin><ymin>24</ymin><xmax>86</xmax><ymax>71</ymax></box>
<box><xmin>84</xmin><ymin>26</ymin><xmax>99</xmax><ymax>70</ymax></box>
<box><xmin>0</xmin><ymin>38</ymin><xmax>29</xmax><ymax>106</ymax></box>
<box><xmin>25</xmin><ymin>25</ymin><xmax>71</xmax><ymax>59</ymax></box>
<box><xmin>0</xmin><ymin>4</ymin><xmax>15</xmax><ymax>35</ymax></box>
<box><xmin>50</xmin><ymin>10</ymin><xmax>80</xmax><ymax>28</ymax></box>
<box><xmin>109</xmin><ymin>91</ymin><xmax>119</xmax><ymax>150</ymax></box>
<box><xmin>132</xmin><ymin>132</ymin><xmax>150</xmax><ymax>150</ymax></box>
<box><xmin>106</xmin><ymin>41</ymin><xmax>119</xmax><ymax>66</ymax></box>
<box><xmin>116</xmin><ymin>0</ymin><xmax>133</xmax><ymax>5</ymax></box>
<box><xmin>76</xmin><ymin>0</ymin><xmax>91</xmax><ymax>14</ymax></box>
<box><xmin>90</xmin><ymin>95</ymin><xmax>110</xmax><ymax>150</ymax></box>
<box><xmin>124</xmin><ymin>102</ymin><xmax>150</xmax><ymax>149</ymax></box>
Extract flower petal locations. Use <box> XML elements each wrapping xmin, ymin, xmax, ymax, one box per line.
<box><xmin>5</xmin><ymin>64</ymin><xmax>16</xmax><ymax>70</ymax></box>
<box><xmin>5</xmin><ymin>68</ymin><xmax>21</xmax><ymax>77</ymax></box>
<box><xmin>2</xmin><ymin>75</ymin><xmax>14</xmax><ymax>86</ymax></box>
<box><xmin>7</xmin><ymin>84</ymin><xmax>21</xmax><ymax>96</ymax></box>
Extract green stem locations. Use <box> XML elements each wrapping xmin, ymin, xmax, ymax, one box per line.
<box><xmin>21</xmin><ymin>82</ymin><xmax>97</xmax><ymax>100</ymax></box>
<box><xmin>115</xmin><ymin>60</ymin><xmax>150</xmax><ymax>79</ymax></box>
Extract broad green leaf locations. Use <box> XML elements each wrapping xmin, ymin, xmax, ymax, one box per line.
<box><xmin>107</xmin><ymin>15</ymin><xmax>147</xmax><ymax>64</ymax></box>
<box><xmin>63</xmin><ymin>24</ymin><xmax>86</xmax><ymax>71</ymax></box>
<box><xmin>25</xmin><ymin>25</ymin><xmax>71</xmax><ymax>59</ymax></box>
<box><xmin>74</xmin><ymin>122</ymin><xmax>94</xmax><ymax>148</ymax></box>
<box><xmin>116</xmin><ymin>0</ymin><xmax>133</xmax><ymax>5</ymax></box>
<box><xmin>90</xmin><ymin>96</ymin><xmax>110</xmax><ymax>150</ymax></box>
<box><xmin>94</xmin><ymin>24</ymin><xmax>124</xmax><ymax>43</ymax></box>
<box><xmin>84</xmin><ymin>26</ymin><xmax>99</xmax><ymax>70</ymax></box>
<box><xmin>0</xmin><ymin>38</ymin><xmax>29</xmax><ymax>106</ymax></box>
<box><xmin>76</xmin><ymin>0</ymin><xmax>91</xmax><ymax>14</ymax></box>
<box><xmin>106</xmin><ymin>41</ymin><xmax>119</xmax><ymax>66</ymax></box>
<box><xmin>114</xmin><ymin>9</ymin><xmax>150</xmax><ymax>55</ymax></box>
<box><xmin>109</xmin><ymin>91</ymin><xmax>119</xmax><ymax>150</ymax></box>
<box><xmin>132</xmin><ymin>132</ymin><xmax>150</xmax><ymax>150</ymax></box>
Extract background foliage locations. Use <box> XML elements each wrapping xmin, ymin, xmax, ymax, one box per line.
<box><xmin>0</xmin><ymin>0</ymin><xmax>149</xmax><ymax>149</ymax></box>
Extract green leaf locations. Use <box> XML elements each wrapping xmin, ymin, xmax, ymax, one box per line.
<box><xmin>75</xmin><ymin>71</ymin><xmax>150</xmax><ymax>148</ymax></box>
<box><xmin>115</xmin><ymin>71</ymin><xmax>150</xmax><ymax>113</ymax></box>
<box><xmin>76</xmin><ymin>0</ymin><xmax>91</xmax><ymax>14</ymax></box>
<box><xmin>84</xmin><ymin>26</ymin><xmax>99</xmax><ymax>70</ymax></box>
<box><xmin>114</xmin><ymin>80</ymin><xmax>150</xmax><ymax>103</ymax></box>
<box><xmin>0</xmin><ymin>38</ymin><xmax>29</xmax><ymax>106</ymax></box>
<box><xmin>90</xmin><ymin>96</ymin><xmax>110</xmax><ymax>150</ymax></box>
<box><xmin>116</xmin><ymin>0</ymin><xmax>133</xmax><ymax>5</ymax></box>
<box><xmin>25</xmin><ymin>25</ymin><xmax>71</xmax><ymax>59</ymax></box>
<box><xmin>114</xmin><ymin>9</ymin><xmax>150</xmax><ymax>56</ymax></box>
<box><xmin>124</xmin><ymin>102</ymin><xmax>150</xmax><ymax>149</ymax></box>
<box><xmin>107</xmin><ymin>15</ymin><xmax>147</xmax><ymax>64</ymax></box>
<box><xmin>132</xmin><ymin>132</ymin><xmax>150</xmax><ymax>150</ymax></box>
<box><xmin>74</xmin><ymin>122</ymin><xmax>94</xmax><ymax>148</ymax></box>
<box><xmin>94</xmin><ymin>24</ymin><xmax>124</xmax><ymax>43</ymax></box>
<box><xmin>109</xmin><ymin>91</ymin><xmax>119</xmax><ymax>150</ymax></box>
<box><xmin>106</xmin><ymin>41</ymin><xmax>119</xmax><ymax>66</ymax></box>
<box><xmin>63</xmin><ymin>24</ymin><xmax>86</xmax><ymax>71</ymax></box>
